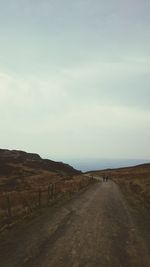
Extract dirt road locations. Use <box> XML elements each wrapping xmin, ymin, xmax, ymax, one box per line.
<box><xmin>0</xmin><ymin>180</ymin><xmax>150</xmax><ymax>267</ymax></box>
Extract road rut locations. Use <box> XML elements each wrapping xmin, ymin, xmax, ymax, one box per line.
<box><xmin>0</xmin><ymin>181</ymin><xmax>150</xmax><ymax>267</ymax></box>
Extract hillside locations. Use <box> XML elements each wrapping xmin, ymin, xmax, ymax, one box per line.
<box><xmin>88</xmin><ymin>163</ymin><xmax>150</xmax><ymax>208</ymax></box>
<box><xmin>0</xmin><ymin>149</ymin><xmax>94</xmax><ymax>231</ymax></box>
<box><xmin>0</xmin><ymin>149</ymin><xmax>81</xmax><ymax>192</ymax></box>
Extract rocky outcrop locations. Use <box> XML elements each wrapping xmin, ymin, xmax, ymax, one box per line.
<box><xmin>0</xmin><ymin>149</ymin><xmax>81</xmax><ymax>192</ymax></box>
<box><xmin>0</xmin><ymin>149</ymin><xmax>81</xmax><ymax>176</ymax></box>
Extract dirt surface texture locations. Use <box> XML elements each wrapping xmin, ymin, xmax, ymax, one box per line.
<box><xmin>0</xmin><ymin>180</ymin><xmax>150</xmax><ymax>267</ymax></box>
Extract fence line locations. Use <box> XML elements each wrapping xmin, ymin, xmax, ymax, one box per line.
<box><xmin>0</xmin><ymin>176</ymin><xmax>93</xmax><ymax>231</ymax></box>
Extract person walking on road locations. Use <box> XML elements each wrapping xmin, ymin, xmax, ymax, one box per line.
<box><xmin>103</xmin><ymin>175</ymin><xmax>109</xmax><ymax>182</ymax></box>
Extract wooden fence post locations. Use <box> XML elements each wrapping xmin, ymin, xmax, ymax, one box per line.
<box><xmin>6</xmin><ymin>194</ymin><xmax>12</xmax><ymax>219</ymax></box>
<box><xmin>52</xmin><ymin>183</ymin><xmax>55</xmax><ymax>200</ymax></box>
<box><xmin>38</xmin><ymin>188</ymin><xmax>42</xmax><ymax>207</ymax></box>
<box><xmin>47</xmin><ymin>184</ymin><xmax>52</xmax><ymax>204</ymax></box>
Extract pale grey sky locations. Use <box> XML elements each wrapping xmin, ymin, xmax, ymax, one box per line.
<box><xmin>0</xmin><ymin>0</ymin><xmax>150</xmax><ymax>166</ymax></box>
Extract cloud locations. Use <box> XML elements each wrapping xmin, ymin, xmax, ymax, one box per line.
<box><xmin>0</xmin><ymin>0</ymin><xmax>150</xmax><ymax>161</ymax></box>
<box><xmin>0</xmin><ymin>61</ymin><xmax>150</xmax><ymax>160</ymax></box>
<box><xmin>1</xmin><ymin>66</ymin><xmax>149</xmax><ymax>133</ymax></box>
<box><xmin>1</xmin><ymin>53</ymin><xmax>150</xmax><ymax>128</ymax></box>
<box><xmin>0</xmin><ymin>71</ymin><xmax>69</xmax><ymax>136</ymax></box>
<box><xmin>60</xmin><ymin>56</ymin><xmax>150</xmax><ymax>109</ymax></box>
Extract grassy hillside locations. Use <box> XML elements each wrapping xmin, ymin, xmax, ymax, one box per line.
<box><xmin>0</xmin><ymin>149</ymin><xmax>94</xmax><ymax>231</ymax></box>
<box><xmin>0</xmin><ymin>149</ymin><xmax>81</xmax><ymax>193</ymax></box>
<box><xmin>88</xmin><ymin>163</ymin><xmax>150</xmax><ymax>208</ymax></box>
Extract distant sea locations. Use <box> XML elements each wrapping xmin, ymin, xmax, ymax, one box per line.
<box><xmin>67</xmin><ymin>158</ymin><xmax>150</xmax><ymax>172</ymax></box>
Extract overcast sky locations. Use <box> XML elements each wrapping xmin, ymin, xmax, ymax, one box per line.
<box><xmin>0</xmin><ymin>0</ymin><xmax>150</xmax><ymax>167</ymax></box>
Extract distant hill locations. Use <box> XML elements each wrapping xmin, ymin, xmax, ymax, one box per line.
<box><xmin>87</xmin><ymin>162</ymin><xmax>150</xmax><ymax>174</ymax></box>
<box><xmin>77</xmin><ymin>158</ymin><xmax>150</xmax><ymax>172</ymax></box>
<box><xmin>0</xmin><ymin>149</ymin><xmax>81</xmax><ymax>192</ymax></box>
<box><xmin>87</xmin><ymin>163</ymin><xmax>150</xmax><ymax>208</ymax></box>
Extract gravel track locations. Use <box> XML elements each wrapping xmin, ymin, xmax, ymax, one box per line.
<box><xmin>0</xmin><ymin>180</ymin><xmax>149</xmax><ymax>267</ymax></box>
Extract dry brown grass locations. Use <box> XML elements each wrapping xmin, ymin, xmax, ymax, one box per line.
<box><xmin>0</xmin><ymin>149</ymin><xmax>90</xmax><ymax>232</ymax></box>
<box><xmin>88</xmin><ymin>164</ymin><xmax>150</xmax><ymax>208</ymax></box>
<box><xmin>0</xmin><ymin>174</ymin><xmax>93</xmax><ymax>232</ymax></box>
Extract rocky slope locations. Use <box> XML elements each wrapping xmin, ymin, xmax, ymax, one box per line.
<box><xmin>0</xmin><ymin>149</ymin><xmax>81</xmax><ymax>192</ymax></box>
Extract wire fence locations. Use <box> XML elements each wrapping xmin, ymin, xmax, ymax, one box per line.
<box><xmin>0</xmin><ymin>175</ymin><xmax>94</xmax><ymax>232</ymax></box>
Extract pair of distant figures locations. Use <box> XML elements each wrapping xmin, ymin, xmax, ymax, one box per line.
<box><xmin>103</xmin><ymin>175</ymin><xmax>109</xmax><ymax>182</ymax></box>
